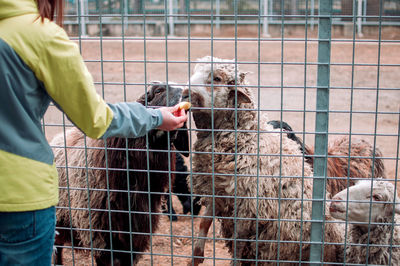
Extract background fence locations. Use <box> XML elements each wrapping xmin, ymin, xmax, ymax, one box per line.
<box><xmin>62</xmin><ymin>0</ymin><xmax>400</xmax><ymax>37</ymax></box>
<box><xmin>46</xmin><ymin>0</ymin><xmax>400</xmax><ymax>265</ymax></box>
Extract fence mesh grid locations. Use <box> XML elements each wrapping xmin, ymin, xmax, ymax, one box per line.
<box><xmin>44</xmin><ymin>0</ymin><xmax>400</xmax><ymax>265</ymax></box>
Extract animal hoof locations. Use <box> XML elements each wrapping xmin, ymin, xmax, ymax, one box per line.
<box><xmin>191</xmin><ymin>247</ymin><xmax>205</xmax><ymax>265</ymax></box>
<box><xmin>187</xmin><ymin>258</ymin><xmax>204</xmax><ymax>266</ymax></box>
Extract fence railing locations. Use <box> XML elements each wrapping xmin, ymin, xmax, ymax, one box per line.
<box><xmin>64</xmin><ymin>0</ymin><xmax>400</xmax><ymax>37</ymax></box>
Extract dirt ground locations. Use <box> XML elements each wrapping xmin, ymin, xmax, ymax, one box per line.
<box><xmin>47</xmin><ymin>33</ymin><xmax>400</xmax><ymax>265</ymax></box>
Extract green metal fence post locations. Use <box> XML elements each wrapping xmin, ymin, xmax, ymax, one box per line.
<box><xmin>309</xmin><ymin>0</ymin><xmax>332</xmax><ymax>264</ymax></box>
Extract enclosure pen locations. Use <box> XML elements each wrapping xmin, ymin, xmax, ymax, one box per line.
<box><xmin>277</xmin><ymin>0</ymin><xmax>285</xmax><ymax>264</ymax></box>
<box><xmin>120</xmin><ymin>0</ymin><xmax>136</xmax><ymax>263</ymax></box>
<box><xmin>341</xmin><ymin>0</ymin><xmax>359</xmax><ymax>263</ymax></box>
<box><xmin>255</xmin><ymin>0</ymin><xmax>262</xmax><ymax>264</ymax></box>
<box><xmin>209</xmin><ymin>2</ymin><xmax>217</xmax><ymax>266</ymax></box>
<box><xmin>299</xmin><ymin>0</ymin><xmax>311</xmax><ymax>263</ymax></box>
<box><xmin>310</xmin><ymin>0</ymin><xmax>331</xmax><ymax>264</ymax></box>
<box><xmin>364</xmin><ymin>0</ymin><xmax>383</xmax><ymax>263</ymax></box>
<box><xmin>142</xmin><ymin>3</ymin><xmax>154</xmax><ymax>265</ymax></box>
<box><xmin>98</xmin><ymin>2</ymin><xmax>118</xmax><ymax>264</ymax></box>
<box><xmin>162</xmin><ymin>0</ymin><xmax>175</xmax><ymax>263</ymax></box>
<box><xmin>233</xmin><ymin>0</ymin><xmax>239</xmax><ymax>265</ymax></box>
<box><xmin>185</xmin><ymin>2</ymin><xmax>198</xmax><ymax>266</ymax></box>
<box><xmin>119</xmin><ymin>0</ymin><xmax>139</xmax><ymax>264</ymax></box>
<box><xmin>44</xmin><ymin>0</ymin><xmax>400</xmax><ymax>265</ymax></box>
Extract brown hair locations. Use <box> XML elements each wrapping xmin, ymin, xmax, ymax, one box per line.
<box><xmin>36</xmin><ymin>0</ymin><xmax>64</xmax><ymax>26</ymax></box>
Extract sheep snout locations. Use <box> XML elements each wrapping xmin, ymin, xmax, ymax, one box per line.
<box><xmin>182</xmin><ymin>88</ymin><xmax>205</xmax><ymax>109</ymax></box>
<box><xmin>329</xmin><ymin>198</ymin><xmax>346</xmax><ymax>219</ymax></box>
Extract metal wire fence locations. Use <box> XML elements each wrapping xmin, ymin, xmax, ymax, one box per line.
<box><xmin>63</xmin><ymin>0</ymin><xmax>400</xmax><ymax>37</ymax></box>
<box><xmin>45</xmin><ymin>0</ymin><xmax>400</xmax><ymax>265</ymax></box>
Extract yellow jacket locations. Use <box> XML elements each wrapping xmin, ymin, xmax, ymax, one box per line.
<box><xmin>0</xmin><ymin>0</ymin><xmax>163</xmax><ymax>211</ymax></box>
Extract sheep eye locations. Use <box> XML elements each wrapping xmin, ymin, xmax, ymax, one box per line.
<box><xmin>213</xmin><ymin>76</ymin><xmax>222</xmax><ymax>83</ymax></box>
<box><xmin>372</xmin><ymin>194</ymin><xmax>381</xmax><ymax>201</ymax></box>
<box><xmin>154</xmin><ymin>88</ymin><xmax>164</xmax><ymax>95</ymax></box>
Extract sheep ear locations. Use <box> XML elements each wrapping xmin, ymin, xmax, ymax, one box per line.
<box><xmin>138</xmin><ymin>83</ymin><xmax>159</xmax><ymax>104</ymax></box>
<box><xmin>239</xmin><ymin>71</ymin><xmax>251</xmax><ymax>84</ymax></box>
<box><xmin>228</xmin><ymin>89</ymin><xmax>252</xmax><ymax>106</ymax></box>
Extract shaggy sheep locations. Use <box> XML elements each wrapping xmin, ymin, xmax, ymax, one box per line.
<box><xmin>268</xmin><ymin>120</ymin><xmax>386</xmax><ymax>196</ymax></box>
<box><xmin>330</xmin><ymin>179</ymin><xmax>400</xmax><ymax>265</ymax></box>
<box><xmin>183</xmin><ymin>56</ymin><xmax>343</xmax><ymax>265</ymax></box>
<box><xmin>164</xmin><ymin>152</ymin><xmax>202</xmax><ymax>221</ymax></box>
<box><xmin>53</xmin><ymin>83</ymin><xmax>189</xmax><ymax>266</ymax></box>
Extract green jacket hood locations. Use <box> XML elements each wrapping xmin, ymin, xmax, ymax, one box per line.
<box><xmin>0</xmin><ymin>0</ymin><xmax>38</xmax><ymax>20</ymax></box>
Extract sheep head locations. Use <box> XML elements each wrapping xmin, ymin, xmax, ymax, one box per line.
<box><xmin>182</xmin><ymin>56</ymin><xmax>253</xmax><ymax>129</ymax></box>
<box><xmin>139</xmin><ymin>82</ymin><xmax>189</xmax><ymax>155</ymax></box>
<box><xmin>330</xmin><ymin>179</ymin><xmax>400</xmax><ymax>225</ymax></box>
<box><xmin>138</xmin><ymin>81</ymin><xmax>183</xmax><ymax>108</ymax></box>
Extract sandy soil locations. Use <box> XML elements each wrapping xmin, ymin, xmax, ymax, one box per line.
<box><xmin>48</xmin><ymin>34</ymin><xmax>399</xmax><ymax>265</ymax></box>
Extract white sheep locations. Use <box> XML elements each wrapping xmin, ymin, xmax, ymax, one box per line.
<box><xmin>182</xmin><ymin>56</ymin><xmax>343</xmax><ymax>265</ymax></box>
<box><xmin>330</xmin><ymin>179</ymin><xmax>400</xmax><ymax>265</ymax></box>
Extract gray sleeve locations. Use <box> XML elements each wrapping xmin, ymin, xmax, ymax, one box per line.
<box><xmin>101</xmin><ymin>102</ymin><xmax>163</xmax><ymax>139</ymax></box>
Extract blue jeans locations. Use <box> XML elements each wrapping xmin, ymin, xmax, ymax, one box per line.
<box><xmin>0</xmin><ymin>206</ymin><xmax>55</xmax><ymax>266</ymax></box>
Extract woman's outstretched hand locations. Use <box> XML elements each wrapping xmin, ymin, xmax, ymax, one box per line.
<box><xmin>158</xmin><ymin>103</ymin><xmax>188</xmax><ymax>131</ymax></box>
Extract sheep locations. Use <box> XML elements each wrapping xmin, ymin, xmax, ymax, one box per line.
<box><xmin>330</xmin><ymin>179</ymin><xmax>400</xmax><ymax>265</ymax></box>
<box><xmin>52</xmin><ymin>83</ymin><xmax>189</xmax><ymax>266</ymax></box>
<box><xmin>182</xmin><ymin>56</ymin><xmax>343</xmax><ymax>265</ymax></box>
<box><xmin>267</xmin><ymin>120</ymin><xmax>386</xmax><ymax>196</ymax></box>
<box><xmin>164</xmin><ymin>152</ymin><xmax>202</xmax><ymax>221</ymax></box>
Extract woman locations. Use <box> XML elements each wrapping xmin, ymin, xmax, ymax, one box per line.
<box><xmin>0</xmin><ymin>0</ymin><xmax>187</xmax><ymax>264</ymax></box>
